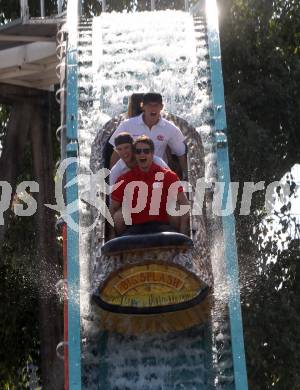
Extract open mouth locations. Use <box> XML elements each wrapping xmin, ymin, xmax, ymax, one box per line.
<box><xmin>150</xmin><ymin>112</ymin><xmax>157</xmax><ymax>116</ymax></box>
<box><xmin>139</xmin><ymin>158</ymin><xmax>147</xmax><ymax>163</ymax></box>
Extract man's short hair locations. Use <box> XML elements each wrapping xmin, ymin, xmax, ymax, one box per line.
<box><xmin>114</xmin><ymin>132</ymin><xmax>134</xmax><ymax>147</ymax></box>
<box><xmin>133</xmin><ymin>135</ymin><xmax>155</xmax><ymax>152</ymax></box>
<box><xmin>142</xmin><ymin>93</ymin><xmax>163</xmax><ymax>105</ymax></box>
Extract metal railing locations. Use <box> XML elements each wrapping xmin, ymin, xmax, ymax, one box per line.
<box><xmin>19</xmin><ymin>0</ymin><xmax>194</xmax><ymax>16</ymax></box>
<box><xmin>19</xmin><ymin>0</ymin><xmax>66</xmax><ymax>19</ymax></box>
<box><xmin>150</xmin><ymin>0</ymin><xmax>190</xmax><ymax>11</ymax></box>
<box><xmin>101</xmin><ymin>0</ymin><xmax>191</xmax><ymax>12</ymax></box>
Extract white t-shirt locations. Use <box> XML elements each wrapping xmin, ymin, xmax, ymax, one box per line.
<box><xmin>109</xmin><ymin>114</ymin><xmax>185</xmax><ymax>160</ymax></box>
<box><xmin>109</xmin><ymin>155</ymin><xmax>169</xmax><ymax>186</ymax></box>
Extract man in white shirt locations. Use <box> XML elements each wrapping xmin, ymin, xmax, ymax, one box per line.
<box><xmin>110</xmin><ymin>132</ymin><xmax>168</xmax><ymax>186</ymax></box>
<box><xmin>110</xmin><ymin>135</ymin><xmax>190</xmax><ymax>236</ymax></box>
<box><xmin>109</xmin><ymin>93</ymin><xmax>187</xmax><ymax>177</ymax></box>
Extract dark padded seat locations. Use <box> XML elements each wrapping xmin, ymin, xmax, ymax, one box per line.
<box><xmin>102</xmin><ymin>223</ymin><xmax>193</xmax><ymax>256</ymax></box>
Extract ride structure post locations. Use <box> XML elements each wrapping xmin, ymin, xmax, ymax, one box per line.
<box><xmin>65</xmin><ymin>0</ymin><xmax>81</xmax><ymax>388</ymax></box>
<box><xmin>63</xmin><ymin>223</ymin><xmax>69</xmax><ymax>390</ymax></box>
<box><xmin>205</xmin><ymin>0</ymin><xmax>249</xmax><ymax>388</ymax></box>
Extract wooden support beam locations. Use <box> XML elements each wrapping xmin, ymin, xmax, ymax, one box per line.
<box><xmin>0</xmin><ymin>34</ymin><xmax>55</xmax><ymax>42</ymax></box>
<box><xmin>32</xmin><ymin>75</ymin><xmax>58</xmax><ymax>88</ymax></box>
<box><xmin>0</xmin><ymin>62</ymin><xmax>57</xmax><ymax>80</ymax></box>
<box><xmin>0</xmin><ymin>77</ymin><xmax>56</xmax><ymax>90</ymax></box>
<box><xmin>0</xmin><ymin>65</ymin><xmax>44</xmax><ymax>80</ymax></box>
<box><xmin>0</xmin><ymin>64</ymin><xmax>43</xmax><ymax>75</ymax></box>
<box><xmin>0</xmin><ymin>101</ymin><xmax>33</xmax><ymax>240</ymax></box>
<box><xmin>0</xmin><ymin>68</ymin><xmax>37</xmax><ymax>80</ymax></box>
<box><xmin>0</xmin><ymin>82</ymin><xmax>50</xmax><ymax>104</ymax></box>
<box><xmin>0</xmin><ymin>78</ymin><xmax>38</xmax><ymax>88</ymax></box>
<box><xmin>29</xmin><ymin>99</ymin><xmax>64</xmax><ymax>388</ymax></box>
<box><xmin>0</xmin><ymin>42</ymin><xmax>56</xmax><ymax>69</ymax></box>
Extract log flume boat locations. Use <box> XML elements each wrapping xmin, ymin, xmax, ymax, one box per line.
<box><xmin>91</xmin><ymin>94</ymin><xmax>213</xmax><ymax>334</ymax></box>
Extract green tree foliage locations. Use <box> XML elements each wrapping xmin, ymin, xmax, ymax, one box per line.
<box><xmin>219</xmin><ymin>0</ymin><xmax>300</xmax><ymax>388</ymax></box>
<box><xmin>0</xmin><ymin>214</ymin><xmax>40</xmax><ymax>389</ymax></box>
<box><xmin>82</xmin><ymin>0</ymin><xmax>196</xmax><ymax>14</ymax></box>
<box><xmin>244</xmin><ymin>239</ymin><xmax>300</xmax><ymax>389</ymax></box>
<box><xmin>219</xmin><ymin>0</ymin><xmax>300</xmax><ymax>183</ymax></box>
<box><xmin>0</xmin><ymin>96</ymin><xmax>61</xmax><ymax>387</ymax></box>
<box><xmin>0</xmin><ymin>105</ymin><xmax>9</xmax><ymax>149</ymax></box>
<box><xmin>241</xmin><ymin>173</ymin><xmax>300</xmax><ymax>389</ymax></box>
<box><xmin>0</xmin><ymin>0</ymin><xmax>58</xmax><ymax>23</ymax></box>
<box><xmin>0</xmin><ymin>0</ymin><xmax>20</xmax><ymax>24</ymax></box>
<box><xmin>0</xmin><ymin>100</ymin><xmax>42</xmax><ymax>387</ymax></box>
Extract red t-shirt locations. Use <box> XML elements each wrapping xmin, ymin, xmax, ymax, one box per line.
<box><xmin>112</xmin><ymin>163</ymin><xmax>183</xmax><ymax>225</ymax></box>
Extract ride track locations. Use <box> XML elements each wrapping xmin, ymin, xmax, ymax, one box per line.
<box><xmin>64</xmin><ymin>1</ymin><xmax>248</xmax><ymax>389</ymax></box>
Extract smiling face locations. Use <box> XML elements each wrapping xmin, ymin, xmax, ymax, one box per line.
<box><xmin>142</xmin><ymin>101</ymin><xmax>163</xmax><ymax>128</ymax></box>
<box><xmin>115</xmin><ymin>143</ymin><xmax>134</xmax><ymax>166</ymax></box>
<box><xmin>134</xmin><ymin>142</ymin><xmax>154</xmax><ymax>172</ymax></box>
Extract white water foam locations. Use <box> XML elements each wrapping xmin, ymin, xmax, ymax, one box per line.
<box><xmin>75</xmin><ymin>10</ymin><xmax>233</xmax><ymax>389</ymax></box>
<box><xmin>92</xmin><ymin>10</ymin><xmax>211</xmax><ymax>127</ymax></box>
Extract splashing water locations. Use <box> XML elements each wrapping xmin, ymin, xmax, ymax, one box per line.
<box><xmin>91</xmin><ymin>10</ymin><xmax>211</xmax><ymax>128</ymax></box>
<box><xmin>74</xmin><ymin>10</ymin><xmax>233</xmax><ymax>389</ymax></box>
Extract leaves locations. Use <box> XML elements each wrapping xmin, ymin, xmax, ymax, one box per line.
<box><xmin>220</xmin><ymin>0</ymin><xmax>300</xmax><ymax>388</ymax></box>
<box><xmin>0</xmin><ymin>214</ymin><xmax>40</xmax><ymax>389</ymax></box>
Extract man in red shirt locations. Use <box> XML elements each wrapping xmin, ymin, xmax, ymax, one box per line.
<box><xmin>110</xmin><ymin>135</ymin><xmax>190</xmax><ymax>236</ymax></box>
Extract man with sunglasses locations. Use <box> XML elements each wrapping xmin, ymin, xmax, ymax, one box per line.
<box><xmin>110</xmin><ymin>132</ymin><xmax>168</xmax><ymax>186</ymax></box>
<box><xmin>110</xmin><ymin>135</ymin><xmax>189</xmax><ymax>236</ymax></box>
<box><xmin>109</xmin><ymin>93</ymin><xmax>187</xmax><ymax>178</ymax></box>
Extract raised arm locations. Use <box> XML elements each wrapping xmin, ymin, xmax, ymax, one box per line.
<box><xmin>109</xmin><ymin>199</ymin><xmax>121</xmax><ymax>218</ymax></box>
<box><xmin>109</xmin><ymin>176</ymin><xmax>127</xmax><ymax>236</ymax></box>
<box><xmin>108</xmin><ymin>198</ymin><xmax>121</xmax><ymax>239</ymax></box>
<box><xmin>167</xmin><ymin>125</ymin><xmax>187</xmax><ymax>179</ymax></box>
<box><xmin>177</xmin><ymin>154</ymin><xmax>187</xmax><ymax>180</ymax></box>
<box><xmin>109</xmin><ymin>150</ymin><xmax>120</xmax><ymax>169</ymax></box>
<box><xmin>177</xmin><ymin>191</ymin><xmax>190</xmax><ymax>235</ymax></box>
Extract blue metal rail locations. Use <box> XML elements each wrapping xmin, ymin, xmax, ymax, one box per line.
<box><xmin>66</xmin><ymin>0</ymin><xmax>81</xmax><ymax>388</ymax></box>
<box><xmin>205</xmin><ymin>0</ymin><xmax>249</xmax><ymax>389</ymax></box>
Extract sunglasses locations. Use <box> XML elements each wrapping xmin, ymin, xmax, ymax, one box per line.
<box><xmin>135</xmin><ymin>148</ymin><xmax>152</xmax><ymax>155</ymax></box>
